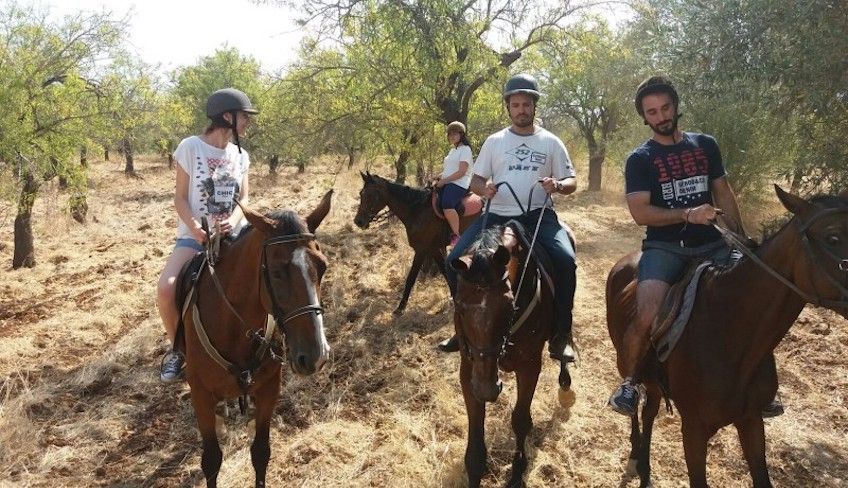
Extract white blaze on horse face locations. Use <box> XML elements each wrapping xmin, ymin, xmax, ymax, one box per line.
<box><xmin>292</xmin><ymin>248</ymin><xmax>330</xmax><ymax>356</ymax></box>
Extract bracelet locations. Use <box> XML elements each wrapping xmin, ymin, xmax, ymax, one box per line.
<box><xmin>683</xmin><ymin>208</ymin><xmax>691</xmax><ymax>223</ymax></box>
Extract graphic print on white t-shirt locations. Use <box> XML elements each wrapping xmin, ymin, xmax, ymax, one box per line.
<box><xmin>507</xmin><ymin>143</ymin><xmax>547</xmax><ymax>171</ymax></box>
<box><xmin>196</xmin><ymin>155</ymin><xmax>240</xmax><ymax>220</ymax></box>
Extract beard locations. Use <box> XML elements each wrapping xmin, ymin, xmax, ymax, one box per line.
<box><xmin>511</xmin><ymin>112</ymin><xmax>535</xmax><ymax>128</ymax></box>
<box><xmin>648</xmin><ymin>114</ymin><xmax>679</xmax><ymax>136</ymax></box>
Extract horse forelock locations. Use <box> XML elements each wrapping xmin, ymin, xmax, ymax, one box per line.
<box><xmin>460</xmin><ymin>226</ymin><xmax>510</xmax><ymax>286</ymax></box>
<box><xmin>266</xmin><ymin>209</ymin><xmax>308</xmax><ymax>235</ymax></box>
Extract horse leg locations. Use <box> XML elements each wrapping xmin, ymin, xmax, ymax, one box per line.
<box><xmin>635</xmin><ymin>384</ymin><xmax>661</xmax><ymax>488</ymax></box>
<box><xmin>734</xmin><ymin>416</ymin><xmax>773</xmax><ymax>488</ymax></box>
<box><xmin>461</xmin><ymin>358</ymin><xmax>487</xmax><ymax>488</ymax></box>
<box><xmin>680</xmin><ymin>419</ymin><xmax>712</xmax><ymax>488</ymax></box>
<box><xmin>508</xmin><ymin>361</ymin><xmax>541</xmax><ymax>488</ymax></box>
<box><xmin>395</xmin><ymin>251</ymin><xmax>425</xmax><ymax>314</ymax></box>
<box><xmin>190</xmin><ymin>387</ymin><xmax>222</xmax><ymax>488</ymax></box>
<box><xmin>251</xmin><ymin>376</ymin><xmax>281</xmax><ymax>488</ymax></box>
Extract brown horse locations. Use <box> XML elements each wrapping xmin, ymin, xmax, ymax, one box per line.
<box><xmin>606</xmin><ymin>186</ymin><xmax>848</xmax><ymax>488</ymax></box>
<box><xmin>354</xmin><ymin>171</ymin><xmax>477</xmax><ymax>313</ymax></box>
<box><xmin>182</xmin><ymin>191</ymin><xmax>333</xmax><ymax>487</ymax></box>
<box><xmin>451</xmin><ymin>222</ymin><xmax>575</xmax><ymax>488</ymax></box>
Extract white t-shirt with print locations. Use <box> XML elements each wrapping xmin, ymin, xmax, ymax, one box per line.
<box><xmin>474</xmin><ymin>126</ymin><xmax>575</xmax><ymax>216</ymax></box>
<box><xmin>441</xmin><ymin>144</ymin><xmax>473</xmax><ymax>189</ymax></box>
<box><xmin>173</xmin><ymin>135</ymin><xmax>250</xmax><ymax>239</ymax></box>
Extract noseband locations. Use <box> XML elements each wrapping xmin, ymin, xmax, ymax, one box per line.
<box><xmin>260</xmin><ymin>232</ymin><xmax>324</xmax><ymax>332</ymax></box>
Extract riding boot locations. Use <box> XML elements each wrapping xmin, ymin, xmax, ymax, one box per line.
<box><xmin>549</xmin><ymin>332</ymin><xmax>575</xmax><ymax>363</ymax></box>
<box><xmin>437</xmin><ymin>334</ymin><xmax>460</xmax><ymax>353</ymax></box>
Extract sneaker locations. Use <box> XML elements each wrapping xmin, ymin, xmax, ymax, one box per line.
<box><xmin>437</xmin><ymin>334</ymin><xmax>460</xmax><ymax>353</ymax></box>
<box><xmin>450</xmin><ymin>234</ymin><xmax>460</xmax><ymax>247</ymax></box>
<box><xmin>549</xmin><ymin>334</ymin><xmax>575</xmax><ymax>362</ymax></box>
<box><xmin>762</xmin><ymin>397</ymin><xmax>784</xmax><ymax>418</ymax></box>
<box><xmin>608</xmin><ymin>380</ymin><xmax>639</xmax><ymax>416</ymax></box>
<box><xmin>160</xmin><ymin>351</ymin><xmax>185</xmax><ymax>383</ymax></box>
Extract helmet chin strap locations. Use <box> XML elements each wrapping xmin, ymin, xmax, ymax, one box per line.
<box><xmin>226</xmin><ymin>110</ymin><xmax>243</xmax><ymax>153</ymax></box>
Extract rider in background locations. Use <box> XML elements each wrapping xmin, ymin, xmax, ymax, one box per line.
<box><xmin>439</xmin><ymin>73</ymin><xmax>578</xmax><ymax>364</ymax></box>
<box><xmin>434</xmin><ymin>121</ymin><xmax>474</xmax><ymax>246</ymax></box>
<box><xmin>155</xmin><ymin>88</ymin><xmax>257</xmax><ymax>382</ymax></box>
<box><xmin>607</xmin><ymin>75</ymin><xmax>783</xmax><ymax>418</ymax></box>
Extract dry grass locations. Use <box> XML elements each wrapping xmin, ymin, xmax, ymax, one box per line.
<box><xmin>0</xmin><ymin>155</ymin><xmax>846</xmax><ymax>487</ymax></box>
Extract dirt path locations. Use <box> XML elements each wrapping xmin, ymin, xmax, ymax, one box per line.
<box><xmin>0</xmin><ymin>158</ymin><xmax>845</xmax><ymax>487</ymax></box>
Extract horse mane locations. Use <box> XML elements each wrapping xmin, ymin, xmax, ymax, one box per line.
<box><xmin>373</xmin><ymin>174</ymin><xmax>430</xmax><ymax>207</ymax></box>
<box><xmin>234</xmin><ymin>209</ymin><xmax>307</xmax><ymax>242</ymax></box>
<box><xmin>460</xmin><ymin>225</ymin><xmax>509</xmax><ymax>287</ymax></box>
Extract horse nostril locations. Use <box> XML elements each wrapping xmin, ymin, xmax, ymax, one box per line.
<box><xmin>297</xmin><ymin>354</ymin><xmax>308</xmax><ymax>370</ymax></box>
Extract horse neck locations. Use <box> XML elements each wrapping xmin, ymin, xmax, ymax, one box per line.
<box><xmin>705</xmin><ymin>226</ymin><xmax>807</xmax><ymax>373</ymax></box>
<box><xmin>380</xmin><ymin>179</ymin><xmax>427</xmax><ymax>225</ymax></box>
<box><xmin>214</xmin><ymin>229</ymin><xmax>264</xmax><ymax>300</ymax></box>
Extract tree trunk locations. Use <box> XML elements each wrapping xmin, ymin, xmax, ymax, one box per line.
<box><xmin>269</xmin><ymin>154</ymin><xmax>280</xmax><ymax>174</ymax></box>
<box><xmin>416</xmin><ymin>160</ymin><xmax>426</xmax><ymax>186</ymax></box>
<box><xmin>13</xmin><ymin>170</ymin><xmax>39</xmax><ymax>269</ymax></box>
<box><xmin>790</xmin><ymin>163</ymin><xmax>805</xmax><ymax>194</ymax></box>
<box><xmin>104</xmin><ymin>147</ymin><xmax>109</xmax><ymax>161</ymax></box>
<box><xmin>80</xmin><ymin>146</ymin><xmax>88</xmax><ymax>168</ymax></box>
<box><xmin>123</xmin><ymin>138</ymin><xmax>134</xmax><ymax>174</ymax></box>
<box><xmin>587</xmin><ymin>143</ymin><xmax>606</xmax><ymax>192</ymax></box>
<box><xmin>296</xmin><ymin>159</ymin><xmax>306</xmax><ymax>173</ymax></box>
<box><xmin>167</xmin><ymin>152</ymin><xmax>174</xmax><ymax>170</ymax></box>
<box><xmin>347</xmin><ymin>147</ymin><xmax>358</xmax><ymax>169</ymax></box>
<box><xmin>394</xmin><ymin>151</ymin><xmax>409</xmax><ymax>183</ymax></box>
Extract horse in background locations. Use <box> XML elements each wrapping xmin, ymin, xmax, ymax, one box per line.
<box><xmin>182</xmin><ymin>191</ymin><xmax>333</xmax><ymax>487</ymax></box>
<box><xmin>451</xmin><ymin>222</ymin><xmax>575</xmax><ymax>488</ymax></box>
<box><xmin>606</xmin><ymin>186</ymin><xmax>848</xmax><ymax>488</ymax></box>
<box><xmin>353</xmin><ymin>171</ymin><xmax>477</xmax><ymax>314</ymax></box>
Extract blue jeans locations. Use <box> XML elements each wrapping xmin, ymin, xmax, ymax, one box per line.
<box><xmin>638</xmin><ymin>239</ymin><xmax>734</xmax><ymax>283</ymax></box>
<box><xmin>446</xmin><ymin>208</ymin><xmax>577</xmax><ymax>337</ymax></box>
<box><xmin>174</xmin><ymin>238</ymin><xmax>204</xmax><ymax>253</ymax></box>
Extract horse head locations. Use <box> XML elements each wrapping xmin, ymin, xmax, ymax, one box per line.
<box><xmin>240</xmin><ymin>190</ymin><xmax>333</xmax><ymax>375</ymax></box>
<box><xmin>451</xmin><ymin>226</ymin><xmax>523</xmax><ymax>402</ymax></box>
<box><xmin>775</xmin><ymin>185</ymin><xmax>848</xmax><ymax>318</ymax></box>
<box><xmin>354</xmin><ymin>171</ymin><xmax>387</xmax><ymax>229</ymax></box>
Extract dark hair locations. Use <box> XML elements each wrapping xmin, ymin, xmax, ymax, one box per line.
<box><xmin>634</xmin><ymin>75</ymin><xmax>679</xmax><ymax>117</ymax></box>
<box><xmin>205</xmin><ymin>113</ymin><xmax>233</xmax><ymax>134</ymax></box>
<box><xmin>456</xmin><ymin>132</ymin><xmax>473</xmax><ymax>151</ymax></box>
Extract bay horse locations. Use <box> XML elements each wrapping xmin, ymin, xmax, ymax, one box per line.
<box><xmin>606</xmin><ymin>186</ymin><xmax>848</xmax><ymax>487</ymax></box>
<box><xmin>353</xmin><ymin>171</ymin><xmax>477</xmax><ymax>314</ymax></box>
<box><xmin>451</xmin><ymin>222</ymin><xmax>575</xmax><ymax>488</ymax></box>
<box><xmin>182</xmin><ymin>190</ymin><xmax>333</xmax><ymax>487</ymax></box>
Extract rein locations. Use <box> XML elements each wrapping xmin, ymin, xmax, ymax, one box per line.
<box><xmin>191</xmin><ymin>224</ymin><xmax>323</xmax><ymax>391</ymax></box>
<box><xmin>713</xmin><ymin>207</ymin><xmax>848</xmax><ymax>309</ymax></box>
<box><xmin>461</xmin><ymin>181</ymin><xmax>549</xmax><ymax>360</ymax></box>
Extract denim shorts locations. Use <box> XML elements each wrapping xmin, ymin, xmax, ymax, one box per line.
<box><xmin>174</xmin><ymin>238</ymin><xmax>204</xmax><ymax>253</ymax></box>
<box><xmin>637</xmin><ymin>239</ymin><xmax>732</xmax><ymax>284</ymax></box>
<box><xmin>440</xmin><ymin>183</ymin><xmax>467</xmax><ymax>210</ymax></box>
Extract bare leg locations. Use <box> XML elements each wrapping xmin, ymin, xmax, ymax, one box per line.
<box><xmin>444</xmin><ymin>208</ymin><xmax>460</xmax><ymax>236</ymax></box>
<box><xmin>622</xmin><ymin>280</ymin><xmax>669</xmax><ymax>377</ymax></box>
<box><xmin>156</xmin><ymin>246</ymin><xmax>199</xmax><ymax>343</ymax></box>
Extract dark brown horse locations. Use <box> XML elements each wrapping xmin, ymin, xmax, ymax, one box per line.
<box><xmin>353</xmin><ymin>171</ymin><xmax>477</xmax><ymax>313</ymax></box>
<box><xmin>182</xmin><ymin>191</ymin><xmax>333</xmax><ymax>487</ymax></box>
<box><xmin>606</xmin><ymin>186</ymin><xmax>848</xmax><ymax>487</ymax></box>
<box><xmin>451</xmin><ymin>222</ymin><xmax>575</xmax><ymax>488</ymax></box>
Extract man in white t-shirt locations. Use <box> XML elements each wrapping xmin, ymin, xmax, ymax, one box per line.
<box><xmin>440</xmin><ymin>73</ymin><xmax>578</xmax><ymax>363</ymax></box>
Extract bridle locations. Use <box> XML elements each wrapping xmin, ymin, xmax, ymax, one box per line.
<box><xmin>193</xmin><ymin>228</ymin><xmax>324</xmax><ymax>391</ymax></box>
<box><xmin>714</xmin><ymin>206</ymin><xmax>848</xmax><ymax>309</ymax></box>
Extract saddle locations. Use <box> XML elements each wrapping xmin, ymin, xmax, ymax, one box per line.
<box><xmin>432</xmin><ymin>189</ymin><xmax>484</xmax><ymax>219</ymax></box>
<box><xmin>650</xmin><ymin>260</ymin><xmax>713</xmax><ymax>362</ymax></box>
<box><xmin>173</xmin><ymin>252</ymin><xmax>207</xmax><ymax>352</ymax></box>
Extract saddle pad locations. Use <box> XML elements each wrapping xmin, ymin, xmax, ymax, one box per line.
<box><xmin>651</xmin><ymin>260</ymin><xmax>713</xmax><ymax>362</ymax></box>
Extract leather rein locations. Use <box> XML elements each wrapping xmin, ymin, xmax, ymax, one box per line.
<box><xmin>190</xmin><ymin>228</ymin><xmax>323</xmax><ymax>391</ymax></box>
<box><xmin>713</xmin><ymin>206</ymin><xmax>848</xmax><ymax>309</ymax></box>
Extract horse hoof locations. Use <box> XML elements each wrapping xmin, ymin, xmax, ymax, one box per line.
<box><xmin>625</xmin><ymin>458</ymin><xmax>638</xmax><ymax>477</ymax></box>
<box><xmin>558</xmin><ymin>387</ymin><xmax>576</xmax><ymax>410</ymax></box>
<box><xmin>392</xmin><ymin>308</ymin><xmax>404</xmax><ymax>316</ymax></box>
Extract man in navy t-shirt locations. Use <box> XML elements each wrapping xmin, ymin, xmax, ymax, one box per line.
<box><xmin>607</xmin><ymin>76</ymin><xmax>783</xmax><ymax>418</ymax></box>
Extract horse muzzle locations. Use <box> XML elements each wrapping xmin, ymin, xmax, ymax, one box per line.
<box><xmin>353</xmin><ymin>216</ymin><xmax>370</xmax><ymax>229</ymax></box>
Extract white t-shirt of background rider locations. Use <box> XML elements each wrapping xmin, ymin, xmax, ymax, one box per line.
<box><xmin>441</xmin><ymin>144</ymin><xmax>473</xmax><ymax>189</ymax></box>
<box><xmin>473</xmin><ymin>127</ymin><xmax>575</xmax><ymax>216</ymax></box>
<box><xmin>173</xmin><ymin>135</ymin><xmax>250</xmax><ymax>240</ymax></box>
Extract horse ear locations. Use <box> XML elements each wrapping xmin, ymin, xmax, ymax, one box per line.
<box><xmin>360</xmin><ymin>171</ymin><xmax>368</xmax><ymax>182</ymax></box>
<box><xmin>306</xmin><ymin>189</ymin><xmax>333</xmax><ymax>233</ymax></box>
<box><xmin>774</xmin><ymin>185</ymin><xmax>812</xmax><ymax>216</ymax></box>
<box><xmin>451</xmin><ymin>256</ymin><xmax>472</xmax><ymax>273</ymax></box>
<box><xmin>493</xmin><ymin>245</ymin><xmax>511</xmax><ymax>267</ymax></box>
<box><xmin>237</xmin><ymin>200</ymin><xmax>277</xmax><ymax>234</ymax></box>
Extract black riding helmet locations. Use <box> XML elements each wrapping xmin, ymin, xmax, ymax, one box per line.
<box><xmin>206</xmin><ymin>88</ymin><xmax>258</xmax><ymax>153</ymax></box>
<box><xmin>503</xmin><ymin>73</ymin><xmax>541</xmax><ymax>102</ymax></box>
<box><xmin>634</xmin><ymin>76</ymin><xmax>679</xmax><ymax>118</ymax></box>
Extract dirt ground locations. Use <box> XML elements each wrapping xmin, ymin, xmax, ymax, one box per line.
<box><xmin>0</xmin><ymin>156</ymin><xmax>846</xmax><ymax>487</ymax></box>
